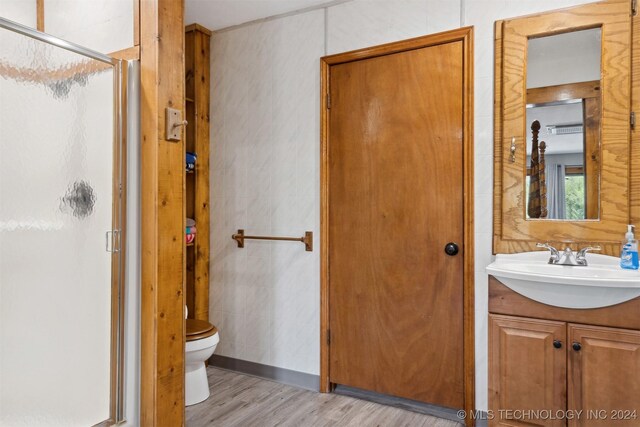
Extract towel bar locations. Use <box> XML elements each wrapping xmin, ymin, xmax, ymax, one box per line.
<box><xmin>231</xmin><ymin>229</ymin><xmax>313</xmax><ymax>252</ymax></box>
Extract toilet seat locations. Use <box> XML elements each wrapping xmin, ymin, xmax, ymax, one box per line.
<box><xmin>186</xmin><ymin>319</ymin><xmax>218</xmax><ymax>342</ymax></box>
<box><xmin>184</xmin><ymin>318</ymin><xmax>220</xmax><ymax>406</ymax></box>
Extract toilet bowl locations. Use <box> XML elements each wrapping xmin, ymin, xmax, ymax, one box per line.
<box><xmin>185</xmin><ymin>318</ymin><xmax>219</xmax><ymax>406</ymax></box>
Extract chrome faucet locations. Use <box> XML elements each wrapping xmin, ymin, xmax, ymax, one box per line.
<box><xmin>536</xmin><ymin>242</ymin><xmax>560</xmax><ymax>263</ymax></box>
<box><xmin>536</xmin><ymin>243</ymin><xmax>601</xmax><ymax>266</ymax></box>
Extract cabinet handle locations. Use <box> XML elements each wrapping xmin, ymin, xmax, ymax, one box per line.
<box><xmin>553</xmin><ymin>340</ymin><xmax>562</xmax><ymax>349</ymax></box>
<box><xmin>572</xmin><ymin>342</ymin><xmax>582</xmax><ymax>351</ymax></box>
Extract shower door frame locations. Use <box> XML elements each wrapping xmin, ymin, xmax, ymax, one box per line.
<box><xmin>0</xmin><ymin>17</ymin><xmax>127</xmax><ymax>426</ymax></box>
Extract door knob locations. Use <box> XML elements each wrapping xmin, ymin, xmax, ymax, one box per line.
<box><xmin>572</xmin><ymin>342</ymin><xmax>582</xmax><ymax>351</ymax></box>
<box><xmin>553</xmin><ymin>340</ymin><xmax>562</xmax><ymax>349</ymax></box>
<box><xmin>444</xmin><ymin>242</ymin><xmax>459</xmax><ymax>256</ymax></box>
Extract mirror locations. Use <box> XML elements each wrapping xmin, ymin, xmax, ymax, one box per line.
<box><xmin>525</xmin><ymin>28</ymin><xmax>601</xmax><ymax>221</ymax></box>
<box><xmin>493</xmin><ymin>0</ymin><xmax>632</xmax><ymax>255</ymax></box>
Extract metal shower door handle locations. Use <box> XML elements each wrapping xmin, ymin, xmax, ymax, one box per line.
<box><xmin>106</xmin><ymin>230</ymin><xmax>121</xmax><ymax>253</ymax></box>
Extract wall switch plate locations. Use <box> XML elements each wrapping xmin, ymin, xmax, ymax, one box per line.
<box><xmin>166</xmin><ymin>107</ymin><xmax>183</xmax><ymax>141</ymax></box>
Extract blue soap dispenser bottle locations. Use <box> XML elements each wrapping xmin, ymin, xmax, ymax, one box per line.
<box><xmin>620</xmin><ymin>225</ymin><xmax>639</xmax><ymax>270</ymax></box>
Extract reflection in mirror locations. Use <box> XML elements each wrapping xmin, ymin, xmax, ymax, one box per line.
<box><xmin>525</xmin><ymin>28</ymin><xmax>601</xmax><ymax>221</ymax></box>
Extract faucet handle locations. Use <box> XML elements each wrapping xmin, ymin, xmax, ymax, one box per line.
<box><xmin>537</xmin><ymin>242</ymin><xmax>560</xmax><ymax>262</ymax></box>
<box><xmin>575</xmin><ymin>246</ymin><xmax>601</xmax><ymax>266</ymax></box>
<box><xmin>537</xmin><ymin>242</ymin><xmax>559</xmax><ymax>253</ymax></box>
<box><xmin>577</xmin><ymin>246</ymin><xmax>601</xmax><ymax>259</ymax></box>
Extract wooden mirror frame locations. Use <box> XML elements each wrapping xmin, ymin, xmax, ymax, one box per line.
<box><xmin>493</xmin><ymin>0</ymin><xmax>637</xmax><ymax>256</ymax></box>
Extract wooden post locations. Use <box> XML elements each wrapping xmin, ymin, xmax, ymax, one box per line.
<box><xmin>184</xmin><ymin>24</ymin><xmax>211</xmax><ymax>322</ymax></box>
<box><xmin>528</xmin><ymin>120</ymin><xmax>541</xmax><ymax>219</ymax></box>
<box><xmin>36</xmin><ymin>0</ymin><xmax>44</xmax><ymax>31</ymax></box>
<box><xmin>140</xmin><ymin>0</ymin><xmax>185</xmax><ymax>425</ymax></box>
<box><xmin>539</xmin><ymin>141</ymin><xmax>547</xmax><ymax>218</ymax></box>
<box><xmin>632</xmin><ymin>1</ymin><xmax>640</xmax><ymax>226</ymax></box>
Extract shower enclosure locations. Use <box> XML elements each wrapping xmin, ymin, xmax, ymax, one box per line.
<box><xmin>0</xmin><ymin>17</ymin><xmax>127</xmax><ymax>426</ymax></box>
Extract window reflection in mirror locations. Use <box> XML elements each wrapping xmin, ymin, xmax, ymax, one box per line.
<box><xmin>525</xmin><ymin>28</ymin><xmax>601</xmax><ymax>221</ymax></box>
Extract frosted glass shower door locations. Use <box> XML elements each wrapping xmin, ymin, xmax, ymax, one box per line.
<box><xmin>0</xmin><ymin>20</ymin><xmax>122</xmax><ymax>427</ymax></box>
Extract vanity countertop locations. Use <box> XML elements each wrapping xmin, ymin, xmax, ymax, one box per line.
<box><xmin>487</xmin><ymin>251</ymin><xmax>640</xmax><ymax>309</ymax></box>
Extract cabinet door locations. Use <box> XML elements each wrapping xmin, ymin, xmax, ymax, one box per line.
<box><xmin>568</xmin><ymin>324</ymin><xmax>640</xmax><ymax>427</ymax></box>
<box><xmin>489</xmin><ymin>314</ymin><xmax>567</xmax><ymax>427</ymax></box>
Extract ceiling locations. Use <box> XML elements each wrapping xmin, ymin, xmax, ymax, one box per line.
<box><xmin>185</xmin><ymin>0</ymin><xmax>346</xmax><ymax>31</ymax></box>
<box><xmin>526</xmin><ymin>102</ymin><xmax>584</xmax><ymax>156</ymax></box>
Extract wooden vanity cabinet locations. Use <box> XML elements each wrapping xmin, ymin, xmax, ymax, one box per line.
<box><xmin>489</xmin><ymin>279</ymin><xmax>640</xmax><ymax>427</ymax></box>
<box><xmin>568</xmin><ymin>324</ymin><xmax>640</xmax><ymax>427</ymax></box>
<box><xmin>489</xmin><ymin>315</ymin><xmax>566</xmax><ymax>427</ymax></box>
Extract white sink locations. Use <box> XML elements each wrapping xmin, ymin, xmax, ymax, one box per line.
<box><xmin>486</xmin><ymin>251</ymin><xmax>640</xmax><ymax>309</ymax></box>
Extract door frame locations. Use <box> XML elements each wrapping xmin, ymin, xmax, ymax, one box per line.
<box><xmin>319</xmin><ymin>27</ymin><xmax>475</xmax><ymax>425</ymax></box>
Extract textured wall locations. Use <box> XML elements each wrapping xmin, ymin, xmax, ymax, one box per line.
<box><xmin>326</xmin><ymin>0</ymin><xmax>460</xmax><ymax>54</ymax></box>
<box><xmin>44</xmin><ymin>0</ymin><xmax>133</xmax><ymax>54</ymax></box>
<box><xmin>210</xmin><ymin>9</ymin><xmax>325</xmax><ymax>374</ymax></box>
<box><xmin>0</xmin><ymin>0</ymin><xmax>36</xmax><ymax>27</ymax></box>
<box><xmin>210</xmin><ymin>0</ymin><xmax>598</xmax><ymax>411</ymax></box>
<box><xmin>0</xmin><ymin>0</ymin><xmax>133</xmax><ymax>54</ymax></box>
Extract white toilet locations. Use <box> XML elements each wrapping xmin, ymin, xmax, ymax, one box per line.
<box><xmin>185</xmin><ymin>318</ymin><xmax>220</xmax><ymax>406</ymax></box>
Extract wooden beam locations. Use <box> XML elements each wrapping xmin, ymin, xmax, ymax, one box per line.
<box><xmin>526</xmin><ymin>80</ymin><xmax>600</xmax><ymax>105</ymax></box>
<box><xmin>583</xmin><ymin>96</ymin><xmax>601</xmax><ymax>220</ymax></box>
<box><xmin>0</xmin><ymin>47</ymin><xmax>138</xmax><ymax>86</ymax></box>
<box><xmin>134</xmin><ymin>0</ymin><xmax>140</xmax><ymax>46</ymax></box>
<box><xmin>185</xmin><ymin>23</ymin><xmax>212</xmax><ymax>36</ymax></box>
<box><xmin>36</xmin><ymin>0</ymin><xmax>44</xmax><ymax>31</ymax></box>
<box><xmin>0</xmin><ymin>60</ymin><xmax>111</xmax><ymax>84</ymax></box>
<box><xmin>140</xmin><ymin>0</ymin><xmax>185</xmax><ymax>425</ymax></box>
<box><xmin>631</xmin><ymin>7</ymin><xmax>640</xmax><ymax>226</ymax></box>
<box><xmin>110</xmin><ymin>45</ymin><xmax>140</xmax><ymax>61</ymax></box>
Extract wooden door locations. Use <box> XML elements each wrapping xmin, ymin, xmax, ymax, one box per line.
<box><xmin>568</xmin><ymin>324</ymin><xmax>640</xmax><ymax>427</ymax></box>
<box><xmin>327</xmin><ymin>40</ymin><xmax>465</xmax><ymax>409</ymax></box>
<box><xmin>489</xmin><ymin>315</ymin><xmax>567</xmax><ymax>427</ymax></box>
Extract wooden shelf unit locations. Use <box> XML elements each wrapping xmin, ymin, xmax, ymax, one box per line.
<box><xmin>185</xmin><ymin>23</ymin><xmax>211</xmax><ymax>322</ymax></box>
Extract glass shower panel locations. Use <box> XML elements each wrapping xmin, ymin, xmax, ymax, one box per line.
<box><xmin>0</xmin><ymin>26</ymin><xmax>115</xmax><ymax>426</ymax></box>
